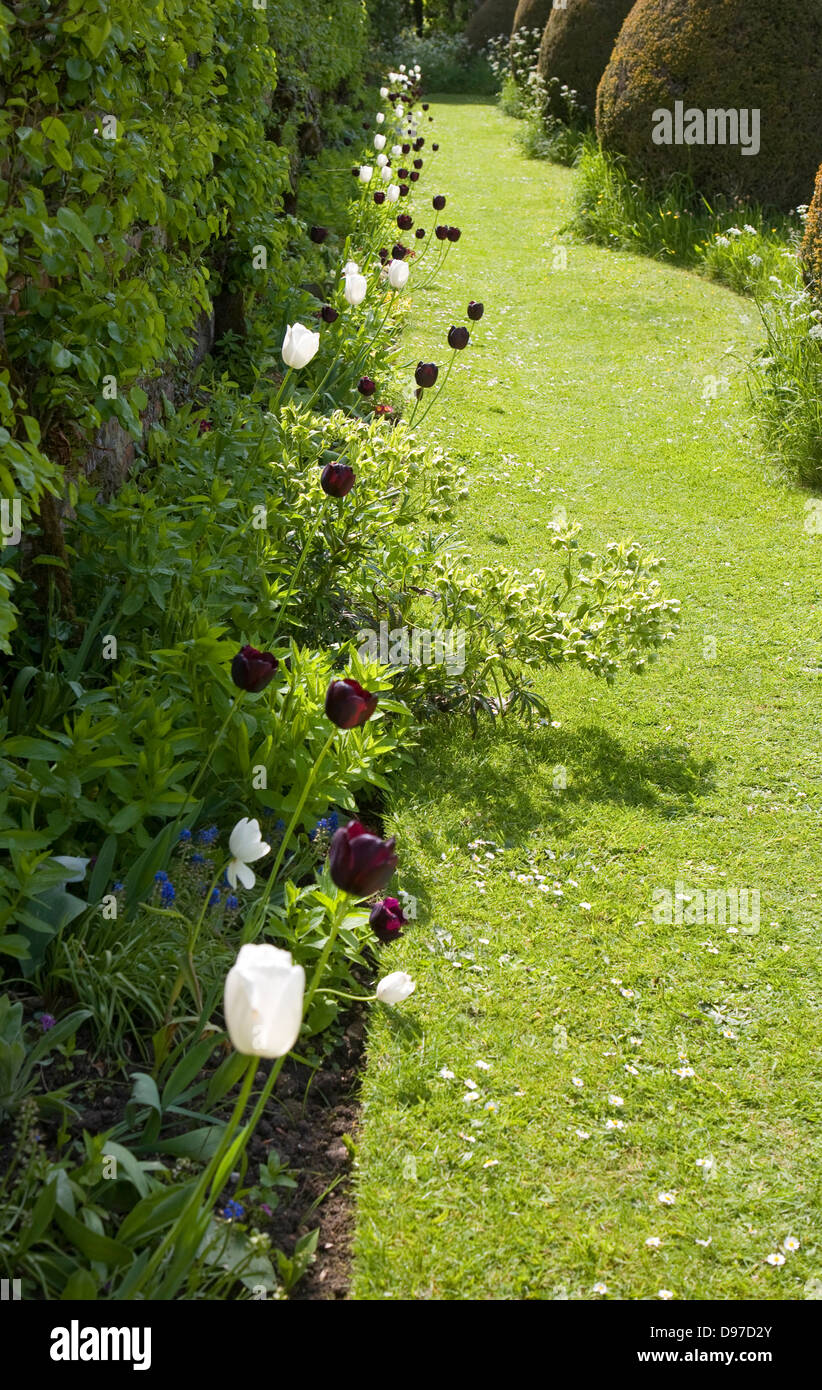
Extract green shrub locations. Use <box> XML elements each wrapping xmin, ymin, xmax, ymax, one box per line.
<box><xmin>800</xmin><ymin>164</ymin><xmax>822</xmax><ymax>297</ymax></box>
<box><xmin>0</xmin><ymin>1</ymin><xmax>369</xmax><ymax>651</ymax></box>
<box><xmin>391</xmin><ymin>28</ymin><xmax>497</xmax><ymax>91</ymax></box>
<box><xmin>749</xmin><ymin>282</ymin><xmax>822</xmax><ymax>488</ymax></box>
<box><xmin>510</xmin><ymin>0</ymin><xmax>555</xmax><ymax>40</ymax></box>
<box><xmin>537</xmin><ymin>0</ymin><xmax>633</xmax><ymax>120</ymax></box>
<box><xmin>465</xmin><ymin>0</ymin><xmax>518</xmax><ymax>49</ymax></box>
<box><xmin>596</xmin><ymin>0</ymin><xmax>822</xmax><ymax>213</ymax></box>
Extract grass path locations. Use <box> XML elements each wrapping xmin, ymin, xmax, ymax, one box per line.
<box><xmin>352</xmin><ymin>97</ymin><xmax>822</xmax><ymax>1301</ymax></box>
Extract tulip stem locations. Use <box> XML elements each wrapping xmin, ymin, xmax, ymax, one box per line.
<box><xmin>242</xmin><ymin>728</ymin><xmax>338</xmax><ymax>943</ymax></box>
<box><xmin>268</xmin><ymin>498</ymin><xmax>329</xmax><ymax>647</ymax></box>
<box><xmin>300</xmin><ymin>893</ymin><xmax>349</xmax><ymax>1022</ymax></box>
<box><xmin>272</xmin><ymin>367</ymin><xmax>294</xmax><ymax>413</ymax></box>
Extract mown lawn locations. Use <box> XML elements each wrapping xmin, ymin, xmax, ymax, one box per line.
<box><xmin>352</xmin><ymin>97</ymin><xmax>822</xmax><ymax>1301</ymax></box>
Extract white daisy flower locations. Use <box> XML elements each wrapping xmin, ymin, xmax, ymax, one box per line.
<box><xmin>766</xmin><ymin>1253</ymin><xmax>786</xmax><ymax>1267</ymax></box>
<box><xmin>783</xmin><ymin>1236</ymin><xmax>800</xmax><ymax>1252</ymax></box>
<box><xmin>608</xmin><ymin>1094</ymin><xmax>624</xmax><ymax>1107</ymax></box>
<box><xmin>592</xmin><ymin>1282</ymin><xmax>608</xmax><ymax>1295</ymax></box>
<box><xmin>658</xmin><ymin>1289</ymin><xmax>674</xmax><ymax>1300</ymax></box>
<box><xmin>645</xmin><ymin>1236</ymin><xmax>661</xmax><ymax>1248</ymax></box>
<box><xmin>571</xmin><ymin>1077</ymin><xmax>584</xmax><ymax>1088</ymax></box>
<box><xmin>658</xmin><ymin>1191</ymin><xmax>676</xmax><ymax>1206</ymax></box>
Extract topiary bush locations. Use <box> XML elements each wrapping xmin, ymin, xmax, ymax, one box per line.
<box><xmin>596</xmin><ymin>0</ymin><xmax>822</xmax><ymax>212</ymax></box>
<box><xmin>466</xmin><ymin>0</ymin><xmax>518</xmax><ymax>49</ymax></box>
<box><xmin>801</xmin><ymin>163</ymin><xmax>822</xmax><ymax>296</ymax></box>
<box><xmin>510</xmin><ymin>0</ymin><xmax>555</xmax><ymax>37</ymax></box>
<box><xmin>537</xmin><ymin>0</ymin><xmax>633</xmax><ymax>120</ymax></box>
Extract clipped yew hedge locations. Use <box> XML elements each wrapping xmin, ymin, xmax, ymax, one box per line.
<box><xmin>510</xmin><ymin>0</ymin><xmax>555</xmax><ymax>40</ymax></box>
<box><xmin>466</xmin><ymin>0</ymin><xmax>519</xmax><ymax>48</ymax></box>
<box><xmin>538</xmin><ymin>0</ymin><xmax>633</xmax><ymax>119</ymax></box>
<box><xmin>596</xmin><ymin>0</ymin><xmax>822</xmax><ymax>211</ymax></box>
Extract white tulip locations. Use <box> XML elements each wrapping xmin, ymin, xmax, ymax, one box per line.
<box><xmin>380</xmin><ymin>86</ymin><xmax>389</xmax><ymax>98</ymax></box>
<box><xmin>226</xmin><ymin>817</ymin><xmax>271</xmax><ymax>890</ymax></box>
<box><xmin>281</xmin><ymin>322</ymin><xmax>320</xmax><ymax>372</ymax></box>
<box><xmin>395</xmin><ymin>106</ymin><xmax>404</xmax><ymax>119</ymax></box>
<box><xmin>344</xmin><ymin>270</ymin><xmax>368</xmax><ymax>306</ymax></box>
<box><xmin>387</xmin><ymin>258</ymin><xmax>409</xmax><ymax>290</ymax></box>
<box><xmin>376</xmin><ymin>112</ymin><xmax>385</xmax><ymax>125</ymax></box>
<box><xmin>374</xmin><ymin>133</ymin><xmax>386</xmax><ymax>151</ymax></box>
<box><xmin>53</xmin><ymin>855</ymin><xmax>90</xmax><ymax>883</ymax></box>
<box><xmin>377</xmin><ymin>971</ymin><xmax>416</xmax><ymax>1005</ymax></box>
<box><xmin>399</xmin><ymin>64</ymin><xmax>406</xmax><ymax>73</ymax></box>
<box><xmin>224</xmin><ymin>944</ymin><xmax>305</xmax><ymax>1058</ymax></box>
<box><xmin>386</xmin><ymin>184</ymin><xmax>400</xmax><ymax>203</ymax></box>
<box><xmin>391</xmin><ymin>144</ymin><xmax>402</xmax><ymax>156</ymax></box>
<box><xmin>358</xmin><ymin>164</ymin><xmax>373</xmax><ymax>182</ymax></box>
<box><xmin>380</xmin><ymin>164</ymin><xmax>391</xmax><ymax>181</ymax></box>
<box><xmin>376</xmin><ymin>153</ymin><xmax>388</xmax><ymax>168</ymax></box>
<box><xmin>343</xmin><ymin>259</ymin><xmax>359</xmax><ymax>275</ymax></box>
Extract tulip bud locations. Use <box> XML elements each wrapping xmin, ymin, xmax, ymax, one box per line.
<box><xmin>422</xmin><ymin>103</ymin><xmax>430</xmax><ymax>112</ymax></box>
<box><xmin>398</xmin><ymin>167</ymin><xmax>408</xmax><ymax>179</ymax></box>
<box><xmin>432</xmin><ymin>142</ymin><xmax>439</xmax><ymax>151</ymax></box>
<box><xmin>358</xmin><ymin>376</ymin><xmax>376</xmax><ymax>396</ymax></box>
<box><xmin>369</xmin><ymin>897</ymin><xmax>407</xmax><ymax>944</ymax></box>
<box><xmin>387</xmin><ymin>258</ymin><xmax>409</xmax><ymax>290</ymax></box>
<box><xmin>231</xmin><ymin>645</ymin><xmax>279</xmax><ymax>693</ymax></box>
<box><xmin>435</xmin><ymin>225</ymin><xmax>448</xmax><ymax>241</ymax></box>
<box><xmin>392</xmin><ymin>243</ymin><xmax>407</xmax><ymax>259</ymax></box>
<box><xmin>309</xmin><ymin>225</ymin><xmax>328</xmax><ymax>244</ymax></box>
<box><xmin>376</xmin><ymin>971</ymin><xmax>416</xmax><ymax>1005</ymax></box>
<box><xmin>447</xmin><ymin>226</ymin><xmax>461</xmax><ymax>243</ymax></box>
<box><xmin>467</xmin><ymin>301</ymin><xmax>484</xmax><ymax>321</ymax></box>
<box><xmin>448</xmin><ymin>325</ymin><xmax>470</xmax><ymax>350</ymax></box>
<box><xmin>414</xmin><ymin>138</ymin><xmax>424</xmax><ymax>150</ymax></box>
<box><xmin>376</xmin><ymin>112</ymin><xmax>385</xmax><ymax>124</ymax></box>
<box><xmin>380</xmin><ymin>164</ymin><xmax>392</xmax><ymax>182</ymax></box>
<box><xmin>386</xmin><ymin>184</ymin><xmax>400</xmax><ymax>203</ymax></box>
<box><xmin>409</xmin><ymin>171</ymin><xmax>419</xmax><ymax>182</ymax></box>
<box><xmin>399</xmin><ymin>184</ymin><xmax>409</xmax><ymax>197</ymax></box>
<box><xmin>415</xmin><ymin>227</ymin><xmax>426</xmax><ymax>239</ymax></box>
<box><xmin>402</xmin><ymin>143</ymin><xmax>411</xmax><ymax>154</ymax></box>
<box><xmin>373</xmin><ymin>190</ymin><xmax>385</xmax><ymax>205</ymax></box>
<box><xmin>320</xmin><ymin>461</ymin><xmax>355</xmax><ymax>497</ymax></box>
<box><xmin>380</xmin><ymin>86</ymin><xmax>389</xmax><ymax>98</ymax></box>
<box><xmin>343</xmin><ymin>270</ymin><xmax>367</xmax><ymax>305</ymax></box>
<box><xmin>320</xmin><ymin>305</ymin><xmax>339</xmax><ymax>323</ymax></box>
<box><xmin>415</xmin><ymin>361</ymin><xmax>439</xmax><ymax>388</ymax></box>
<box><xmin>374</xmin><ymin>133</ymin><xmax>386</xmax><ymax>150</ymax></box>
<box><xmin>358</xmin><ymin>165</ymin><xmax>374</xmax><ymax>182</ymax></box>
<box><xmin>397</xmin><ymin>213</ymin><xmax>413</xmax><ymax>231</ymax></box>
<box><xmin>224</xmin><ymin>944</ymin><xmax>305</xmax><ymax>1058</ymax></box>
<box><xmin>413</xmin><ymin>158</ymin><xmax>423</xmax><ymax>169</ymax></box>
<box><xmin>376</xmin><ymin>153</ymin><xmax>388</xmax><ymax>168</ymax></box>
<box><xmin>433</xmin><ymin>194</ymin><xmax>446</xmax><ymax>210</ymax></box>
<box><xmin>282</xmin><ymin>322</ymin><xmax>320</xmax><ymax>370</ymax></box>
<box><xmin>325</xmin><ymin>678</ymin><xmax>378</xmax><ymax>729</ymax></box>
<box><xmin>328</xmin><ymin>820</ymin><xmax>398</xmax><ymax>897</ymax></box>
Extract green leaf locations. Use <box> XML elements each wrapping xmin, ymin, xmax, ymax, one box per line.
<box><xmin>56</xmin><ymin>206</ymin><xmax>96</xmax><ymax>255</ymax></box>
<box><xmin>53</xmin><ymin>1207</ymin><xmax>132</xmax><ymax>1269</ymax></box>
<box><xmin>66</xmin><ymin>57</ymin><xmax>93</xmax><ymax>81</ymax></box>
<box><xmin>61</xmin><ymin>1268</ymin><xmax>98</xmax><ymax>1299</ymax></box>
<box><xmin>160</xmin><ymin>1034</ymin><xmax>220</xmax><ymax>1109</ymax></box>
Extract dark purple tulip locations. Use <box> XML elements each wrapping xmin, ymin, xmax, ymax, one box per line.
<box><xmin>422</xmin><ymin>103</ymin><xmax>430</xmax><ymax>111</ymax></box>
<box><xmin>414</xmin><ymin>138</ymin><xmax>424</xmax><ymax>150</ymax></box>
<box><xmin>399</xmin><ymin>184</ymin><xmax>409</xmax><ymax>197</ymax></box>
<box><xmin>428</xmin><ymin>116</ymin><xmax>433</xmax><ymax>122</ymax></box>
<box><xmin>415</xmin><ymin>361</ymin><xmax>439</xmax><ymax>388</ymax></box>
<box><xmin>362</xmin><ymin>121</ymin><xmax>370</xmax><ymax>129</ymax></box>
<box><xmin>447</xmin><ymin>226</ymin><xmax>461</xmax><ymax>243</ymax></box>
<box><xmin>409</xmin><ymin>171</ymin><xmax>419</xmax><ymax>182</ymax></box>
<box><xmin>321</xmin><ymin>462</ymin><xmax>355</xmax><ymax>497</ymax></box>
<box><xmin>402</xmin><ymin>142</ymin><xmax>411</xmax><ymax>154</ymax></box>
<box><xmin>358</xmin><ymin>376</ymin><xmax>376</xmax><ymax>396</ymax></box>
<box><xmin>320</xmin><ymin>305</ymin><xmax>339</xmax><ymax>324</ymax></box>
<box><xmin>231</xmin><ymin>645</ymin><xmax>279</xmax><ymax>693</ymax></box>
<box><xmin>369</xmin><ymin>896</ymin><xmax>407</xmax><ymax>944</ymax></box>
<box><xmin>467</xmin><ymin>301</ymin><xmax>484</xmax><ymax>321</ymax></box>
<box><xmin>397</xmin><ymin>213</ymin><xmax>413</xmax><ymax>230</ymax></box>
<box><xmin>373</xmin><ymin>190</ymin><xmax>386</xmax><ymax>205</ymax></box>
<box><xmin>325</xmin><ymin>678</ymin><xmax>378</xmax><ymax>729</ymax></box>
<box><xmin>392</xmin><ymin>243</ymin><xmax>407</xmax><ymax>260</ymax></box>
<box><xmin>448</xmin><ymin>325</ymin><xmax>470</xmax><ymax>350</ymax></box>
<box><xmin>398</xmin><ymin>168</ymin><xmax>408</xmax><ymax>179</ymax></box>
<box><xmin>329</xmin><ymin>820</ymin><xmax>398</xmax><ymax>897</ymax></box>
<box><xmin>432</xmin><ymin>143</ymin><xmax>439</xmax><ymax>151</ymax></box>
<box><xmin>413</xmin><ymin>158</ymin><xmax>423</xmax><ymax>169</ymax></box>
<box><xmin>352</xmin><ymin>166</ymin><xmax>360</xmax><ymax>176</ymax></box>
<box><xmin>435</xmin><ymin>225</ymin><xmax>448</xmax><ymax>241</ymax></box>
<box><xmin>433</xmin><ymin>195</ymin><xmax>446</xmax><ymax>211</ymax></box>
<box><xmin>309</xmin><ymin>225</ymin><xmax>328</xmax><ymax>244</ymax></box>
<box><xmin>415</xmin><ymin>227</ymin><xmax>426</xmax><ymax>239</ymax></box>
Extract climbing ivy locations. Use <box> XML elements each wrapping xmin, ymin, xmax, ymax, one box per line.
<box><xmin>0</xmin><ymin>0</ymin><xmax>369</xmax><ymax>650</ymax></box>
